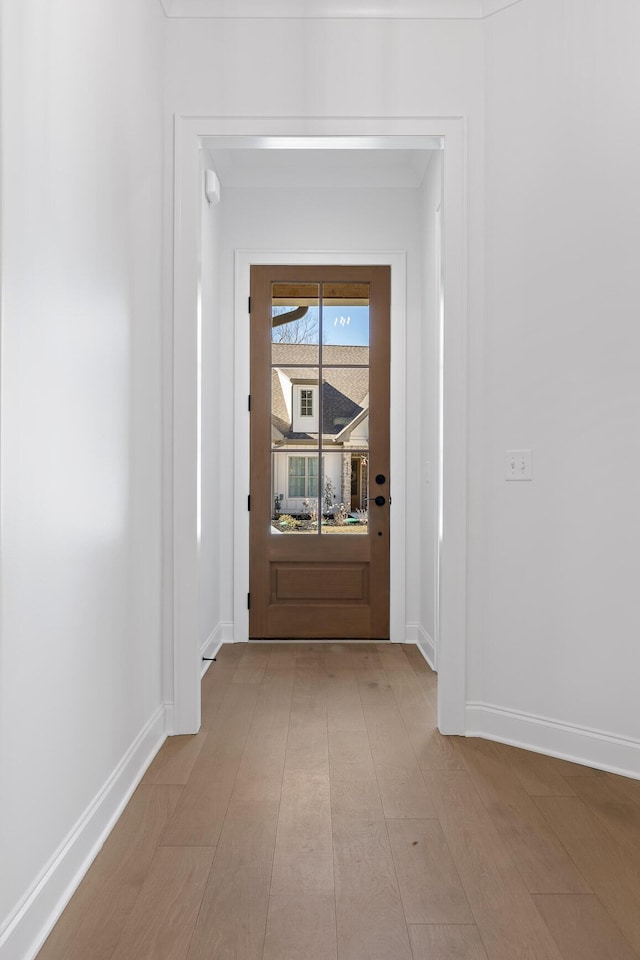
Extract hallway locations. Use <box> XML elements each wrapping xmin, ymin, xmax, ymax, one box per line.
<box><xmin>37</xmin><ymin>643</ymin><xmax>640</xmax><ymax>960</ymax></box>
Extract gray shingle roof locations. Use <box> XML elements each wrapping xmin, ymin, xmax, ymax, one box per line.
<box><xmin>271</xmin><ymin>343</ymin><xmax>369</xmax><ymax>367</ymax></box>
<box><xmin>271</xmin><ymin>344</ymin><xmax>369</xmax><ymax>441</ymax></box>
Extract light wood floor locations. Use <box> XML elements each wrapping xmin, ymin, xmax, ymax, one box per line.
<box><xmin>37</xmin><ymin>643</ymin><xmax>640</xmax><ymax>960</ymax></box>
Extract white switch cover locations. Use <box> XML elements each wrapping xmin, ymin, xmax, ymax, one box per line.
<box><xmin>505</xmin><ymin>449</ymin><xmax>533</xmax><ymax>481</ymax></box>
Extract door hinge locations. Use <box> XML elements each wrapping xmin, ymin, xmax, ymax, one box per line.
<box><xmin>247</xmin><ymin>494</ymin><xmax>251</xmax><ymax>511</ymax></box>
<box><xmin>248</xmin><ymin>394</ymin><xmax>251</xmax><ymax>412</ymax></box>
<box><xmin>248</xmin><ymin>295</ymin><xmax>251</xmax><ymax>313</ymax></box>
<box><xmin>247</xmin><ymin>592</ymin><xmax>251</xmax><ymax>609</ymax></box>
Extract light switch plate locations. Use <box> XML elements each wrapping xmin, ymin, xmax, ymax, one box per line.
<box><xmin>505</xmin><ymin>449</ymin><xmax>533</xmax><ymax>481</ymax></box>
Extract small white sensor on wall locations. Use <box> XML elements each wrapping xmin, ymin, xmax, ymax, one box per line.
<box><xmin>204</xmin><ymin>168</ymin><xmax>221</xmax><ymax>205</ymax></box>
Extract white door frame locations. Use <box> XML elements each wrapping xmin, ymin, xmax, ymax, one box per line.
<box><xmin>170</xmin><ymin>115</ymin><xmax>467</xmax><ymax>735</ymax></box>
<box><xmin>234</xmin><ymin>250</ymin><xmax>407</xmax><ymax>649</ymax></box>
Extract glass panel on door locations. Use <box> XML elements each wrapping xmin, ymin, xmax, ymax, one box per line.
<box><xmin>319</xmin><ymin>362</ymin><xmax>369</xmax><ymax>535</ymax></box>
<box><xmin>271</xmin><ymin>451</ymin><xmax>320</xmax><ymax>534</ymax></box>
<box><xmin>269</xmin><ymin>280</ymin><xmax>371</xmax><ymax>536</ymax></box>
<box><xmin>322</xmin><ymin>282</ymin><xmax>370</xmax><ymax>349</ymax></box>
<box><xmin>272</xmin><ymin>282</ymin><xmax>320</xmax><ymax>363</ymax></box>
<box><xmin>319</xmin><ymin>281</ymin><xmax>370</xmax><ymax>535</ymax></box>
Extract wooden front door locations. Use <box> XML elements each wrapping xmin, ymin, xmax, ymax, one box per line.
<box><xmin>249</xmin><ymin>265</ymin><xmax>390</xmax><ymax>639</ymax></box>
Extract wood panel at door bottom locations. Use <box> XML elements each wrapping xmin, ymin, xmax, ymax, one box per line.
<box><xmin>266</xmin><ymin>605</ymin><xmax>373</xmax><ymax>639</ymax></box>
<box><xmin>272</xmin><ymin>565</ymin><xmax>369</xmax><ymax>602</ymax></box>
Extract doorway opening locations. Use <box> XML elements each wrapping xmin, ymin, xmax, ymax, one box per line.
<box><xmin>170</xmin><ymin>120</ymin><xmax>467</xmax><ymax>736</ymax></box>
<box><xmin>235</xmin><ymin>250</ymin><xmax>406</xmax><ymax>652</ymax></box>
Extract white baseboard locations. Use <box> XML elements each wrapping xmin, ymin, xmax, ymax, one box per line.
<box><xmin>163</xmin><ymin>700</ymin><xmax>175</xmax><ymax>736</ymax></box>
<box><xmin>200</xmin><ymin>621</ymin><xmax>233</xmax><ymax>676</ymax></box>
<box><xmin>416</xmin><ymin>625</ymin><xmax>436</xmax><ymax>671</ymax></box>
<box><xmin>405</xmin><ymin>622</ymin><xmax>437</xmax><ymax>671</ymax></box>
<box><xmin>404</xmin><ymin>622</ymin><xmax>418</xmax><ymax>645</ymax></box>
<box><xmin>0</xmin><ymin>704</ymin><xmax>170</xmax><ymax>960</ymax></box>
<box><xmin>466</xmin><ymin>702</ymin><xmax>640</xmax><ymax>781</ymax></box>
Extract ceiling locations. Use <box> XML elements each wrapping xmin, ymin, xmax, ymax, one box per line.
<box><xmin>206</xmin><ymin>147</ymin><xmax>435</xmax><ymax>190</ymax></box>
<box><xmin>161</xmin><ymin>0</ymin><xmax>523</xmax><ymax>20</ymax></box>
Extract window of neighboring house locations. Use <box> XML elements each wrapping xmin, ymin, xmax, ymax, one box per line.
<box><xmin>288</xmin><ymin>456</ymin><xmax>319</xmax><ymax>498</ymax></box>
<box><xmin>300</xmin><ymin>388</ymin><xmax>314</xmax><ymax>418</ymax></box>
<box><xmin>292</xmin><ymin>383</ymin><xmax>318</xmax><ymax>433</ymax></box>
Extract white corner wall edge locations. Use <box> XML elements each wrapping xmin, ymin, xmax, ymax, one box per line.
<box><xmin>466</xmin><ymin>703</ymin><xmax>640</xmax><ymax>781</ymax></box>
<box><xmin>200</xmin><ymin>621</ymin><xmax>234</xmax><ymax>676</ymax></box>
<box><xmin>0</xmin><ymin>705</ymin><xmax>170</xmax><ymax>960</ymax></box>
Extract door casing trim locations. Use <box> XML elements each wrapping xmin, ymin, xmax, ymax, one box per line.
<box><xmin>237</xmin><ymin>253</ymin><xmax>405</xmax><ymax>645</ymax></box>
<box><xmin>170</xmin><ymin>116</ymin><xmax>467</xmax><ymax>735</ymax></box>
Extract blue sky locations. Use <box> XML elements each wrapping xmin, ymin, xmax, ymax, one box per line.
<box><xmin>272</xmin><ymin>304</ymin><xmax>369</xmax><ymax>347</ymax></box>
<box><xmin>322</xmin><ymin>306</ymin><xmax>369</xmax><ymax>346</ymax></box>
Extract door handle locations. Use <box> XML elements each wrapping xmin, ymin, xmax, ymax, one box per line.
<box><xmin>367</xmin><ymin>495</ymin><xmax>386</xmax><ymax>507</ymax></box>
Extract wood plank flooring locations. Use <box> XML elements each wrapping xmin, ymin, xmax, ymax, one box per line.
<box><xmin>36</xmin><ymin>643</ymin><xmax>640</xmax><ymax>960</ymax></box>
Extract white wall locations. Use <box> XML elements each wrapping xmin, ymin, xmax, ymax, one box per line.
<box><xmin>219</xmin><ymin>185</ymin><xmax>423</xmax><ymax>631</ymax></box>
<box><xmin>165</xmin><ymin>17</ymin><xmax>483</xmax><ymax>121</ymax></box>
<box><xmin>418</xmin><ymin>152</ymin><xmax>444</xmax><ymax>664</ymax></box>
<box><xmin>0</xmin><ymin>0</ymin><xmax>165</xmax><ymax>952</ymax></box>
<box><xmin>198</xmin><ymin>159</ymin><xmax>223</xmax><ymax>651</ymax></box>
<box><xmin>478</xmin><ymin>0</ymin><xmax>640</xmax><ymax>765</ymax></box>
